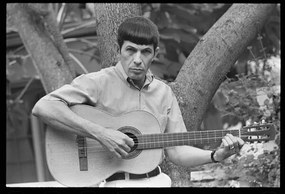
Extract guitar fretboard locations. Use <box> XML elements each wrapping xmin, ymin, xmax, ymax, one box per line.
<box><xmin>136</xmin><ymin>129</ymin><xmax>240</xmax><ymax>149</ymax></box>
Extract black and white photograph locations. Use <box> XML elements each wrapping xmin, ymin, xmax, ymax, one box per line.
<box><xmin>6</xmin><ymin>3</ymin><xmax>280</xmax><ymax>188</ymax></box>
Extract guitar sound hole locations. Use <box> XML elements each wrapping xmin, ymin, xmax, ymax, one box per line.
<box><xmin>118</xmin><ymin>126</ymin><xmax>142</xmax><ymax>159</ymax></box>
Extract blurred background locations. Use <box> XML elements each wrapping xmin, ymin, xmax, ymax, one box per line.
<box><xmin>6</xmin><ymin>3</ymin><xmax>280</xmax><ymax>185</ymax></box>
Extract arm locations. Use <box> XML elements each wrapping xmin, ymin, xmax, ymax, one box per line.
<box><xmin>32</xmin><ymin>97</ymin><xmax>134</xmax><ymax>158</ymax></box>
<box><xmin>166</xmin><ymin>146</ymin><xmax>212</xmax><ymax>167</ymax></box>
<box><xmin>32</xmin><ymin>98</ymin><xmax>101</xmax><ymax>138</ymax></box>
<box><xmin>166</xmin><ymin>134</ymin><xmax>244</xmax><ymax>167</ymax></box>
<box><xmin>164</xmin><ymin>91</ymin><xmax>244</xmax><ymax>167</ymax></box>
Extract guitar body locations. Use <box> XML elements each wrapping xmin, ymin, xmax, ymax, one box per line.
<box><xmin>45</xmin><ymin>105</ymin><xmax>163</xmax><ymax>187</ymax></box>
<box><xmin>45</xmin><ymin>104</ymin><xmax>276</xmax><ymax>187</ymax></box>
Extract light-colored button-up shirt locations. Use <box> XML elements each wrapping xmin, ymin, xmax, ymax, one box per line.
<box><xmin>43</xmin><ymin>61</ymin><xmax>187</xmax><ymax>134</ymax></box>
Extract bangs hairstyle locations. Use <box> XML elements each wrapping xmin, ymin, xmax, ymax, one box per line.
<box><xmin>117</xmin><ymin>16</ymin><xmax>159</xmax><ymax>50</ymax></box>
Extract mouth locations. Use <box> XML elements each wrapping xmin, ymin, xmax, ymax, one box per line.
<box><xmin>130</xmin><ymin>68</ymin><xmax>144</xmax><ymax>73</ymax></box>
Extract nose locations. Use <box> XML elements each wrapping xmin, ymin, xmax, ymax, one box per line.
<box><xmin>133</xmin><ymin>52</ymin><xmax>142</xmax><ymax>65</ymax></box>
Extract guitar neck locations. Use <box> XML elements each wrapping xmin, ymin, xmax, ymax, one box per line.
<box><xmin>136</xmin><ymin>129</ymin><xmax>240</xmax><ymax>149</ymax></box>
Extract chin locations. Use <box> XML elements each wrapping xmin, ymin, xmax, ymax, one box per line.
<box><xmin>129</xmin><ymin>74</ymin><xmax>143</xmax><ymax>80</ymax></box>
<box><xmin>129</xmin><ymin>77</ymin><xmax>141</xmax><ymax>81</ymax></box>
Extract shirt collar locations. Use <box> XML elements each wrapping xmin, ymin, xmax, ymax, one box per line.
<box><xmin>115</xmin><ymin>61</ymin><xmax>154</xmax><ymax>89</ymax></box>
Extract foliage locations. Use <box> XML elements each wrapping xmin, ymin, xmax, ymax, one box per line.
<box><xmin>193</xmin><ymin>137</ymin><xmax>280</xmax><ymax>187</ymax></box>
<box><xmin>142</xmin><ymin>3</ymin><xmax>280</xmax><ymax>81</ymax></box>
<box><xmin>208</xmin><ymin>32</ymin><xmax>280</xmax><ymax>187</ymax></box>
<box><xmin>216</xmin><ymin>72</ymin><xmax>280</xmax><ymax>125</ymax></box>
<box><xmin>218</xmin><ymin>142</ymin><xmax>280</xmax><ymax>187</ymax></box>
<box><xmin>216</xmin><ymin>56</ymin><xmax>280</xmax><ymax>129</ymax></box>
<box><xmin>6</xmin><ymin>100</ymin><xmax>28</xmax><ymax>136</ymax></box>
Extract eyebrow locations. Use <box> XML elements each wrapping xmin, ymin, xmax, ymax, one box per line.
<box><xmin>126</xmin><ymin>46</ymin><xmax>153</xmax><ymax>52</ymax></box>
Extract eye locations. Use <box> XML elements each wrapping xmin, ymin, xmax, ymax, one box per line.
<box><xmin>142</xmin><ymin>49</ymin><xmax>152</xmax><ymax>55</ymax></box>
<box><xmin>126</xmin><ymin>48</ymin><xmax>136</xmax><ymax>53</ymax></box>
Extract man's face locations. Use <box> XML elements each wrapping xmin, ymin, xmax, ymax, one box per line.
<box><xmin>119</xmin><ymin>41</ymin><xmax>158</xmax><ymax>86</ymax></box>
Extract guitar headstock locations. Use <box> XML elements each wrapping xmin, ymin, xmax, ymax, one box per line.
<box><xmin>240</xmin><ymin>123</ymin><xmax>276</xmax><ymax>142</ymax></box>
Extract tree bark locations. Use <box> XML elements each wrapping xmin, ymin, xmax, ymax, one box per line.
<box><xmin>7</xmin><ymin>3</ymin><xmax>76</xmax><ymax>93</ymax></box>
<box><xmin>93</xmin><ymin>3</ymin><xmax>142</xmax><ymax>69</ymax></box>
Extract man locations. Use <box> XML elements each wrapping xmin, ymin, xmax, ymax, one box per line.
<box><xmin>32</xmin><ymin>16</ymin><xmax>244</xmax><ymax>187</ymax></box>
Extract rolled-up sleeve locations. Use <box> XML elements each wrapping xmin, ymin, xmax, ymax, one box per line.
<box><xmin>41</xmin><ymin>74</ymin><xmax>99</xmax><ymax>107</ymax></box>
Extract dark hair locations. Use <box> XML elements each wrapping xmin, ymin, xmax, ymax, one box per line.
<box><xmin>117</xmin><ymin>16</ymin><xmax>159</xmax><ymax>51</ymax></box>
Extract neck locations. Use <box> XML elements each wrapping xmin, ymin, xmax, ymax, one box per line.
<box><xmin>135</xmin><ymin>129</ymin><xmax>241</xmax><ymax>150</ymax></box>
<box><xmin>129</xmin><ymin>77</ymin><xmax>146</xmax><ymax>90</ymax></box>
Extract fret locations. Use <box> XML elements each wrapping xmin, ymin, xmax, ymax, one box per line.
<box><xmin>207</xmin><ymin>131</ymin><xmax>209</xmax><ymax>144</ymax></box>
<box><xmin>194</xmin><ymin>131</ymin><xmax>197</xmax><ymax>145</ymax></box>
<box><xmin>184</xmin><ymin>133</ymin><xmax>187</xmax><ymax>145</ymax></box>
<box><xmin>136</xmin><ymin>128</ymin><xmax>244</xmax><ymax>150</ymax></box>
<box><xmin>200</xmin><ymin>131</ymin><xmax>202</xmax><ymax>144</ymax></box>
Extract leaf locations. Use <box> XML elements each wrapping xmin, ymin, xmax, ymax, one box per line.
<box><xmin>7</xmin><ymin>102</ymin><xmax>28</xmax><ymax>134</ymax></box>
<box><xmin>168</xmin><ymin>16</ymin><xmax>197</xmax><ymax>34</ymax></box>
<box><xmin>150</xmin><ymin>11</ymin><xmax>170</xmax><ymax>29</ymax></box>
<box><xmin>160</xmin><ymin>28</ymin><xmax>181</xmax><ymax>42</ymax></box>
<box><xmin>160</xmin><ymin>4</ymin><xmax>218</xmax><ymax>33</ymax></box>
<box><xmin>160</xmin><ymin>28</ymin><xmax>199</xmax><ymax>44</ymax></box>
<box><xmin>212</xmin><ymin>90</ymin><xmax>228</xmax><ymax>110</ymax></box>
<box><xmin>161</xmin><ymin>4</ymin><xmax>200</xmax><ymax>24</ymax></box>
<box><xmin>160</xmin><ymin>39</ymin><xmax>180</xmax><ymax>61</ymax></box>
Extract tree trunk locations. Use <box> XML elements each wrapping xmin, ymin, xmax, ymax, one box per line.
<box><xmin>165</xmin><ymin>4</ymin><xmax>275</xmax><ymax>186</ymax></box>
<box><xmin>93</xmin><ymin>3</ymin><xmax>142</xmax><ymax>69</ymax></box>
<box><xmin>7</xmin><ymin>3</ymin><xmax>76</xmax><ymax>93</ymax></box>
<box><xmin>170</xmin><ymin>4</ymin><xmax>275</xmax><ymax>132</ymax></box>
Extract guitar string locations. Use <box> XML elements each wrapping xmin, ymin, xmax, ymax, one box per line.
<box><xmin>78</xmin><ymin>128</ymin><xmax>267</xmax><ymax>149</ymax></box>
<box><xmin>51</xmin><ymin>139</ymin><xmax>267</xmax><ymax>157</ymax></box>
<box><xmin>49</xmin><ymin>126</ymin><xmax>270</xmax><ymax>154</ymax></box>
<box><xmin>52</xmin><ymin>138</ymin><xmax>220</xmax><ymax>155</ymax></box>
<box><xmin>50</xmin><ymin>125</ymin><xmax>269</xmax><ymax>146</ymax></box>
<box><xmin>50</xmin><ymin>134</ymin><xmax>267</xmax><ymax>155</ymax></box>
<box><xmin>82</xmin><ymin>132</ymin><xmax>267</xmax><ymax>149</ymax></box>
<box><xmin>74</xmin><ymin>133</ymin><xmax>240</xmax><ymax>150</ymax></box>
<box><xmin>51</xmin><ymin>128</ymin><xmax>268</xmax><ymax>151</ymax></box>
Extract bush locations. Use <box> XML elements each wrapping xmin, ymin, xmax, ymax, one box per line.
<box><xmin>213</xmin><ymin>54</ymin><xmax>280</xmax><ymax>187</ymax></box>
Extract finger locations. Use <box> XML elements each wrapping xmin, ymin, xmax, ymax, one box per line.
<box><xmin>120</xmin><ymin>132</ymin><xmax>135</xmax><ymax>147</ymax></box>
<box><xmin>227</xmin><ymin>134</ymin><xmax>239</xmax><ymax>152</ymax></box>
<box><xmin>106</xmin><ymin>141</ymin><xmax>128</xmax><ymax>158</ymax></box>
<box><xmin>237</xmin><ymin>137</ymin><xmax>245</xmax><ymax>149</ymax></box>
<box><xmin>222</xmin><ymin>138</ymin><xmax>229</xmax><ymax>148</ymax></box>
<box><xmin>109</xmin><ymin>147</ymin><xmax>123</xmax><ymax>158</ymax></box>
<box><xmin>125</xmin><ymin>136</ymin><xmax>135</xmax><ymax>147</ymax></box>
<box><xmin>224</xmin><ymin>134</ymin><xmax>239</xmax><ymax>151</ymax></box>
<box><xmin>116</xmin><ymin>146</ymin><xmax>129</xmax><ymax>158</ymax></box>
<box><xmin>120</xmin><ymin>143</ymin><xmax>131</xmax><ymax>152</ymax></box>
<box><xmin>115</xmin><ymin>139</ymin><xmax>132</xmax><ymax>153</ymax></box>
<box><xmin>223</xmin><ymin>135</ymin><xmax>234</xmax><ymax>149</ymax></box>
<box><xmin>121</xmin><ymin>135</ymin><xmax>134</xmax><ymax>152</ymax></box>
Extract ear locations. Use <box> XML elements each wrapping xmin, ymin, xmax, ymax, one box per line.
<box><xmin>154</xmin><ymin>47</ymin><xmax>159</xmax><ymax>58</ymax></box>
<box><xmin>116</xmin><ymin>43</ymin><xmax>121</xmax><ymax>53</ymax></box>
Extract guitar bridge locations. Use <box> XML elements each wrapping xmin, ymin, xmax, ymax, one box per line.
<box><xmin>76</xmin><ymin>135</ymin><xmax>88</xmax><ymax>171</ymax></box>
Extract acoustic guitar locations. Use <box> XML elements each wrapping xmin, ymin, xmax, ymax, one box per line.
<box><xmin>45</xmin><ymin>104</ymin><xmax>275</xmax><ymax>187</ymax></box>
